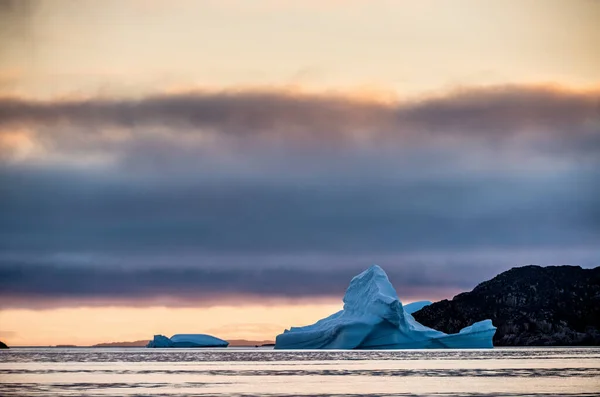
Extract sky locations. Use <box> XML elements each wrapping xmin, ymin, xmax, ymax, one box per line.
<box><xmin>0</xmin><ymin>0</ymin><xmax>599</xmax><ymax>346</ymax></box>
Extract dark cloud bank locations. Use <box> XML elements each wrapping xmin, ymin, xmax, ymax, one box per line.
<box><xmin>0</xmin><ymin>261</ymin><xmax>476</xmax><ymax>307</ymax></box>
<box><xmin>1</xmin><ymin>250</ymin><xmax>597</xmax><ymax>309</ymax></box>
<box><xmin>1</xmin><ymin>85</ymin><xmax>598</xmax><ymax>145</ymax></box>
<box><xmin>0</xmin><ymin>85</ymin><xmax>598</xmax><ymax>308</ymax></box>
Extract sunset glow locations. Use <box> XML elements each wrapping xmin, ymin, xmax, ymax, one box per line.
<box><xmin>0</xmin><ymin>0</ymin><xmax>598</xmax><ymax>346</ymax></box>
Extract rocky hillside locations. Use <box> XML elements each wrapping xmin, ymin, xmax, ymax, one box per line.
<box><xmin>412</xmin><ymin>265</ymin><xmax>600</xmax><ymax>346</ymax></box>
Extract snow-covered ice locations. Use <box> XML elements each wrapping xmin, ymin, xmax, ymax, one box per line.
<box><xmin>147</xmin><ymin>334</ymin><xmax>229</xmax><ymax>348</ymax></box>
<box><xmin>275</xmin><ymin>265</ymin><xmax>496</xmax><ymax>349</ymax></box>
<box><xmin>403</xmin><ymin>300</ymin><xmax>432</xmax><ymax>314</ymax></box>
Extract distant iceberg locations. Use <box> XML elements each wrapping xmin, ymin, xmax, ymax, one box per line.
<box><xmin>275</xmin><ymin>265</ymin><xmax>496</xmax><ymax>349</ymax></box>
<box><xmin>403</xmin><ymin>300</ymin><xmax>432</xmax><ymax>314</ymax></box>
<box><xmin>147</xmin><ymin>334</ymin><xmax>228</xmax><ymax>348</ymax></box>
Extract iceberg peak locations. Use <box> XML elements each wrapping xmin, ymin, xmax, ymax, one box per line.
<box><xmin>343</xmin><ymin>264</ymin><xmax>404</xmax><ymax>326</ymax></box>
<box><xmin>345</xmin><ymin>265</ymin><xmax>396</xmax><ymax>298</ymax></box>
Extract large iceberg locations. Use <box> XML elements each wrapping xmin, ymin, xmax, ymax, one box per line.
<box><xmin>147</xmin><ymin>334</ymin><xmax>229</xmax><ymax>348</ymax></box>
<box><xmin>275</xmin><ymin>265</ymin><xmax>496</xmax><ymax>349</ymax></box>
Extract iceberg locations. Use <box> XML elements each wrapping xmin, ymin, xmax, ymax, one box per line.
<box><xmin>275</xmin><ymin>265</ymin><xmax>496</xmax><ymax>349</ymax></box>
<box><xmin>403</xmin><ymin>300</ymin><xmax>432</xmax><ymax>314</ymax></box>
<box><xmin>146</xmin><ymin>334</ymin><xmax>229</xmax><ymax>348</ymax></box>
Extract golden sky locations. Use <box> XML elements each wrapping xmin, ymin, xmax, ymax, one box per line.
<box><xmin>1</xmin><ymin>0</ymin><xmax>598</xmax><ymax>99</ymax></box>
<box><xmin>0</xmin><ymin>303</ymin><xmax>345</xmax><ymax>346</ymax></box>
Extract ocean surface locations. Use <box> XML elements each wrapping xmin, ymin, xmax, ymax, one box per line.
<box><xmin>1</xmin><ymin>347</ymin><xmax>599</xmax><ymax>396</ymax></box>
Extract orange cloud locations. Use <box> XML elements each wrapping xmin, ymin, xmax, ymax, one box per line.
<box><xmin>0</xmin><ymin>127</ymin><xmax>40</xmax><ymax>161</ymax></box>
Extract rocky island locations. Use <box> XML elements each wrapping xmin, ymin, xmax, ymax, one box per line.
<box><xmin>413</xmin><ymin>265</ymin><xmax>600</xmax><ymax>346</ymax></box>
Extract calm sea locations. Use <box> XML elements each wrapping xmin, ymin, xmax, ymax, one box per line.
<box><xmin>1</xmin><ymin>347</ymin><xmax>599</xmax><ymax>396</ymax></box>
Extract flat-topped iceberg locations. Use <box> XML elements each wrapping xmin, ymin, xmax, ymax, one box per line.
<box><xmin>275</xmin><ymin>265</ymin><xmax>496</xmax><ymax>349</ymax></box>
<box><xmin>403</xmin><ymin>300</ymin><xmax>432</xmax><ymax>314</ymax></box>
<box><xmin>147</xmin><ymin>334</ymin><xmax>228</xmax><ymax>348</ymax></box>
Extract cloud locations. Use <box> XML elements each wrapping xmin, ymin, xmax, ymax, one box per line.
<box><xmin>0</xmin><ymin>85</ymin><xmax>598</xmax><ymax>158</ymax></box>
<box><xmin>1</xmin><ymin>249</ymin><xmax>597</xmax><ymax>309</ymax></box>
<box><xmin>0</xmin><ymin>0</ymin><xmax>38</xmax><ymax>58</ymax></box>
<box><xmin>1</xmin><ymin>164</ymin><xmax>598</xmax><ymax>254</ymax></box>
<box><xmin>0</xmin><ymin>84</ymin><xmax>598</xmax><ymax>309</ymax></box>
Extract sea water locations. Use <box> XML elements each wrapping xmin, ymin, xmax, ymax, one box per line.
<box><xmin>1</xmin><ymin>347</ymin><xmax>599</xmax><ymax>396</ymax></box>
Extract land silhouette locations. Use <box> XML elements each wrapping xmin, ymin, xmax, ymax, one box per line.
<box><xmin>414</xmin><ymin>265</ymin><xmax>600</xmax><ymax>346</ymax></box>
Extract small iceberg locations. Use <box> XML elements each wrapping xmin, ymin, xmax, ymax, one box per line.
<box><xmin>403</xmin><ymin>300</ymin><xmax>432</xmax><ymax>314</ymax></box>
<box><xmin>147</xmin><ymin>334</ymin><xmax>229</xmax><ymax>348</ymax></box>
<box><xmin>275</xmin><ymin>265</ymin><xmax>496</xmax><ymax>349</ymax></box>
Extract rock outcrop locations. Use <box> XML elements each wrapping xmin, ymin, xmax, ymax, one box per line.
<box><xmin>413</xmin><ymin>265</ymin><xmax>600</xmax><ymax>346</ymax></box>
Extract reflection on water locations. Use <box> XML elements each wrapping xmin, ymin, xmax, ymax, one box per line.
<box><xmin>1</xmin><ymin>347</ymin><xmax>599</xmax><ymax>396</ymax></box>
